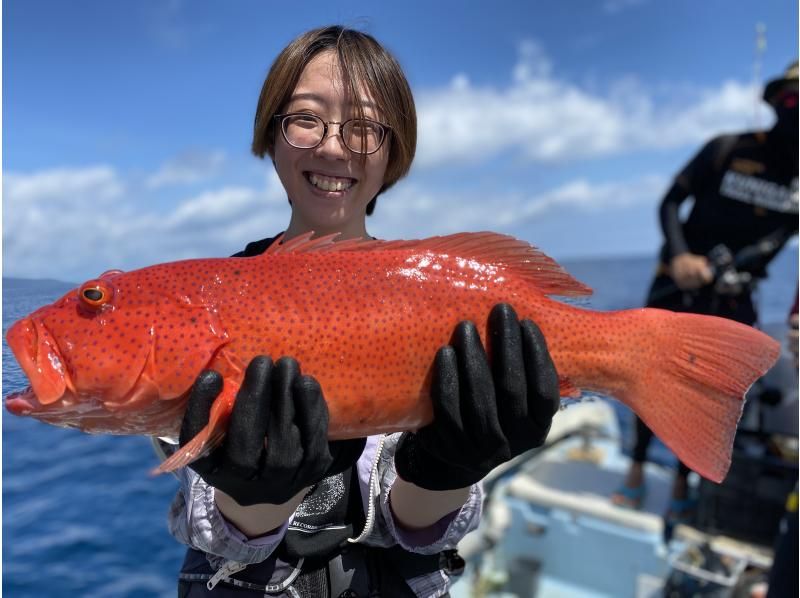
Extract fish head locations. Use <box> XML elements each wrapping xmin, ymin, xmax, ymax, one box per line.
<box><xmin>4</xmin><ymin>268</ymin><xmax>229</xmax><ymax>435</ymax></box>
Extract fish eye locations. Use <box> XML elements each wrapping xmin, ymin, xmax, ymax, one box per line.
<box><xmin>78</xmin><ymin>280</ymin><xmax>114</xmax><ymax>311</ymax></box>
<box><xmin>83</xmin><ymin>289</ymin><xmax>103</xmax><ymax>301</ymax></box>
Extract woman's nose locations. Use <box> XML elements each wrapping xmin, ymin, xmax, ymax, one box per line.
<box><xmin>314</xmin><ymin>124</ymin><xmax>350</xmax><ymax>159</ymax></box>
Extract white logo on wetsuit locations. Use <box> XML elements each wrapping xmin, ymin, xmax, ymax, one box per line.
<box><xmin>719</xmin><ymin>170</ymin><xmax>799</xmax><ymax>214</ymax></box>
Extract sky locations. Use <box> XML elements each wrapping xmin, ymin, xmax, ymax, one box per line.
<box><xmin>3</xmin><ymin>0</ymin><xmax>799</xmax><ymax>283</ymax></box>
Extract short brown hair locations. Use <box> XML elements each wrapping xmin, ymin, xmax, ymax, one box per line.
<box><xmin>252</xmin><ymin>26</ymin><xmax>417</xmax><ymax>215</ymax></box>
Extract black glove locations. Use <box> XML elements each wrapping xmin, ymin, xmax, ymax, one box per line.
<box><xmin>394</xmin><ymin>303</ymin><xmax>560</xmax><ymax>491</ymax></box>
<box><xmin>180</xmin><ymin>355</ymin><xmax>366</xmax><ymax>506</ymax></box>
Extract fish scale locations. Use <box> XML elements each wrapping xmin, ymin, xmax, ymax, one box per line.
<box><xmin>4</xmin><ymin>231</ymin><xmax>780</xmax><ymax>482</ymax></box>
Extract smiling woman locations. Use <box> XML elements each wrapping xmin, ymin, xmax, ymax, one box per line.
<box><xmin>269</xmin><ymin>50</ymin><xmax>393</xmax><ymax>239</ymax></box>
<box><xmin>251</xmin><ymin>26</ymin><xmax>416</xmax><ymax>219</ymax></box>
<box><xmin>144</xmin><ymin>24</ymin><xmax>565</xmax><ymax>598</ymax></box>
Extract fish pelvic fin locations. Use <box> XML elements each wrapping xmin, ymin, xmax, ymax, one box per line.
<box><xmin>264</xmin><ymin>231</ymin><xmax>592</xmax><ymax>298</ymax></box>
<box><xmin>622</xmin><ymin>309</ymin><xmax>780</xmax><ymax>483</ymax></box>
<box><xmin>559</xmin><ymin>376</ymin><xmax>581</xmax><ymax>398</ymax></box>
<box><xmin>151</xmin><ymin>377</ymin><xmax>241</xmax><ymax>475</ymax></box>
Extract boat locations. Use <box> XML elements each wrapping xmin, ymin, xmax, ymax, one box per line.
<box><xmin>450</xmin><ymin>322</ymin><xmax>798</xmax><ymax>598</ymax></box>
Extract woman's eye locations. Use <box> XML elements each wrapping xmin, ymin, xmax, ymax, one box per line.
<box><xmin>286</xmin><ymin>114</ymin><xmax>321</xmax><ymax>130</ymax></box>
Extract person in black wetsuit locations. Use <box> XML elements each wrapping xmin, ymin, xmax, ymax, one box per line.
<box><xmin>612</xmin><ymin>61</ymin><xmax>798</xmax><ymax>518</ymax></box>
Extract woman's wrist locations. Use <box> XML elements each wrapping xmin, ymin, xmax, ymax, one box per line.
<box><xmin>214</xmin><ymin>486</ymin><xmax>310</xmax><ymax>539</ymax></box>
<box><xmin>389</xmin><ymin>476</ymin><xmax>471</xmax><ymax>531</ymax></box>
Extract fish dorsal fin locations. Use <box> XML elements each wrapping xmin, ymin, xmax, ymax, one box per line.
<box><xmin>264</xmin><ymin>231</ymin><xmax>592</xmax><ymax>297</ymax></box>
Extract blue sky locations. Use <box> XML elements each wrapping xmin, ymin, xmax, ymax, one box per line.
<box><xmin>3</xmin><ymin>0</ymin><xmax>798</xmax><ymax>282</ymax></box>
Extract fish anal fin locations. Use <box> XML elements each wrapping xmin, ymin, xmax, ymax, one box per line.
<box><xmin>559</xmin><ymin>377</ymin><xmax>581</xmax><ymax>398</ymax></box>
<box><xmin>263</xmin><ymin>231</ymin><xmax>592</xmax><ymax>298</ymax></box>
<box><xmin>151</xmin><ymin>377</ymin><xmax>241</xmax><ymax>475</ymax></box>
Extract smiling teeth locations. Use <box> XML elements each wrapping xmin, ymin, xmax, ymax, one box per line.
<box><xmin>309</xmin><ymin>173</ymin><xmax>353</xmax><ymax>192</ymax></box>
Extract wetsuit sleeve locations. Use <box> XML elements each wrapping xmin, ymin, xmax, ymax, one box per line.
<box><xmin>660</xmin><ymin>137</ymin><xmax>725</xmax><ymax>260</ymax></box>
<box><xmin>659</xmin><ymin>181</ymin><xmax>692</xmax><ymax>259</ymax></box>
<box><xmin>167</xmin><ymin>465</ymin><xmax>290</xmax><ymax>564</ymax></box>
<box><xmin>354</xmin><ymin>433</ymin><xmax>483</xmax><ymax>553</ymax></box>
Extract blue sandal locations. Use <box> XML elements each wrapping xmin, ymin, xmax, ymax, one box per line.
<box><xmin>665</xmin><ymin>497</ymin><xmax>697</xmax><ymax>523</ymax></box>
<box><xmin>611</xmin><ymin>484</ymin><xmax>647</xmax><ymax>509</ymax></box>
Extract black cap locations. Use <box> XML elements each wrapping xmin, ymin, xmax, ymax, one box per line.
<box><xmin>763</xmin><ymin>60</ymin><xmax>799</xmax><ymax>106</ymax></box>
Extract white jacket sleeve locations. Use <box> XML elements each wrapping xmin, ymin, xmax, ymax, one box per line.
<box><xmin>167</xmin><ymin>464</ymin><xmax>289</xmax><ymax>565</ymax></box>
<box><xmin>166</xmin><ymin>433</ymin><xmax>483</xmax><ymax>565</ymax></box>
<box><xmin>351</xmin><ymin>433</ymin><xmax>484</xmax><ymax>553</ymax></box>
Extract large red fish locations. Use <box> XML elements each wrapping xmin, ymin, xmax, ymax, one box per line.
<box><xmin>5</xmin><ymin>232</ymin><xmax>779</xmax><ymax>482</ymax></box>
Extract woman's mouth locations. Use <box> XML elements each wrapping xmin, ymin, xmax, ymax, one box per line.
<box><xmin>305</xmin><ymin>172</ymin><xmax>356</xmax><ymax>193</ymax></box>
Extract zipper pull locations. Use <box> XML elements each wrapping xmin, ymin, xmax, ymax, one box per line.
<box><xmin>207</xmin><ymin>560</ymin><xmax>248</xmax><ymax>590</ymax></box>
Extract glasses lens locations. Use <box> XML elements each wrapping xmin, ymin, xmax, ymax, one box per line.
<box><xmin>780</xmin><ymin>92</ymin><xmax>798</xmax><ymax>109</ymax></box>
<box><xmin>342</xmin><ymin>119</ymin><xmax>385</xmax><ymax>154</ymax></box>
<box><xmin>282</xmin><ymin>114</ymin><xmax>324</xmax><ymax>148</ymax></box>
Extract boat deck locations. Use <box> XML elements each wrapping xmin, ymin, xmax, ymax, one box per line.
<box><xmin>452</xmin><ymin>400</ymin><xmax>784</xmax><ymax>598</ymax></box>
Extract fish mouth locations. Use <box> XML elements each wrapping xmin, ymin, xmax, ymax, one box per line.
<box><xmin>5</xmin><ymin>317</ymin><xmax>72</xmax><ymax>407</ymax></box>
<box><xmin>4</xmin><ymin>382</ymin><xmax>180</xmax><ymax>435</ymax></box>
<box><xmin>5</xmin><ymin>387</ymin><xmax>39</xmax><ymax>415</ymax></box>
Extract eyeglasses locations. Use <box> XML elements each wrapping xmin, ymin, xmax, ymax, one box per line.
<box><xmin>274</xmin><ymin>113</ymin><xmax>391</xmax><ymax>155</ymax></box>
<box><xmin>773</xmin><ymin>90</ymin><xmax>798</xmax><ymax>109</ymax></box>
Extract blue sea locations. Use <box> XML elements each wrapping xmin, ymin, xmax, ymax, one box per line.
<box><xmin>3</xmin><ymin>249</ymin><xmax>798</xmax><ymax>597</ymax></box>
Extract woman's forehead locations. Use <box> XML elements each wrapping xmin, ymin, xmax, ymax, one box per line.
<box><xmin>290</xmin><ymin>50</ymin><xmax>377</xmax><ymax>112</ymax></box>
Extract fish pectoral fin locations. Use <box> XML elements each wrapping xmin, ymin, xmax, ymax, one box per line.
<box><xmin>151</xmin><ymin>377</ymin><xmax>241</xmax><ymax>475</ymax></box>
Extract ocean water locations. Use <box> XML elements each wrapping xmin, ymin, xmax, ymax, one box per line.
<box><xmin>2</xmin><ymin>248</ymin><xmax>797</xmax><ymax>597</ymax></box>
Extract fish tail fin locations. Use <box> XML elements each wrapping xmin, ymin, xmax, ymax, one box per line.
<box><xmin>620</xmin><ymin>309</ymin><xmax>779</xmax><ymax>483</ymax></box>
<box><xmin>151</xmin><ymin>379</ymin><xmax>240</xmax><ymax>475</ymax></box>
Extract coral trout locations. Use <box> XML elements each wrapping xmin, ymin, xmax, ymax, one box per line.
<box><xmin>4</xmin><ymin>232</ymin><xmax>779</xmax><ymax>481</ymax></box>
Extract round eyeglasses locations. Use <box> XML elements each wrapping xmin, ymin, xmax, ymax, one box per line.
<box><xmin>274</xmin><ymin>113</ymin><xmax>391</xmax><ymax>155</ymax></box>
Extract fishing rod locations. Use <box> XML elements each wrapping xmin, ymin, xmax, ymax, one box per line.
<box><xmin>648</xmin><ymin>227</ymin><xmax>794</xmax><ymax>303</ymax></box>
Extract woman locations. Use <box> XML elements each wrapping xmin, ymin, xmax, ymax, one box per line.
<box><xmin>167</xmin><ymin>26</ymin><xmax>560</xmax><ymax>597</ymax></box>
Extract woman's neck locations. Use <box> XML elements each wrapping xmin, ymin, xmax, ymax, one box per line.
<box><xmin>283</xmin><ymin>218</ymin><xmax>370</xmax><ymax>242</ymax></box>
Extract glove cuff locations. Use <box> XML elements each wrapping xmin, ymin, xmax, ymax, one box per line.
<box><xmin>394</xmin><ymin>433</ymin><xmax>484</xmax><ymax>491</ymax></box>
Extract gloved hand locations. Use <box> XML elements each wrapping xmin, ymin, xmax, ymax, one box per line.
<box><xmin>180</xmin><ymin>355</ymin><xmax>366</xmax><ymax>506</ymax></box>
<box><xmin>394</xmin><ymin>304</ymin><xmax>560</xmax><ymax>491</ymax></box>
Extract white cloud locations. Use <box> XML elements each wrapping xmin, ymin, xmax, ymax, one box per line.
<box><xmin>373</xmin><ymin>174</ymin><xmax>667</xmax><ymax>240</ymax></box>
<box><xmin>145</xmin><ymin>150</ymin><xmax>227</xmax><ymax>189</ymax></box>
<box><xmin>147</xmin><ymin>0</ymin><xmax>190</xmax><ymax>49</ymax></box>
<box><xmin>2</xmin><ymin>164</ymin><xmax>289</xmax><ymax>282</ymax></box>
<box><xmin>603</xmin><ymin>0</ymin><xmax>648</xmax><ymax>13</ymax></box>
<box><xmin>415</xmin><ymin>41</ymin><xmax>766</xmax><ymax>167</ymax></box>
<box><xmin>2</xmin><ymin>44</ymin><xmax>771</xmax><ymax>282</ymax></box>
<box><xmin>3</xmin><ymin>166</ymin><xmax>123</xmax><ymax>204</ymax></box>
<box><xmin>3</xmin><ymin>155</ymin><xmax>667</xmax><ymax>281</ymax></box>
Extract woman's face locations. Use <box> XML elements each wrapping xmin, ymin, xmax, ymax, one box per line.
<box><xmin>274</xmin><ymin>50</ymin><xmax>390</xmax><ymax>239</ymax></box>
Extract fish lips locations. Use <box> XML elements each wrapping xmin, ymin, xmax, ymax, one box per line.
<box><xmin>5</xmin><ymin>317</ymin><xmax>71</xmax><ymax>408</ymax></box>
<box><xmin>5</xmin><ymin>388</ymin><xmax>39</xmax><ymax>416</ymax></box>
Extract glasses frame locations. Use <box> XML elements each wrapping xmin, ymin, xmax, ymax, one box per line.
<box><xmin>274</xmin><ymin>113</ymin><xmax>391</xmax><ymax>155</ymax></box>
